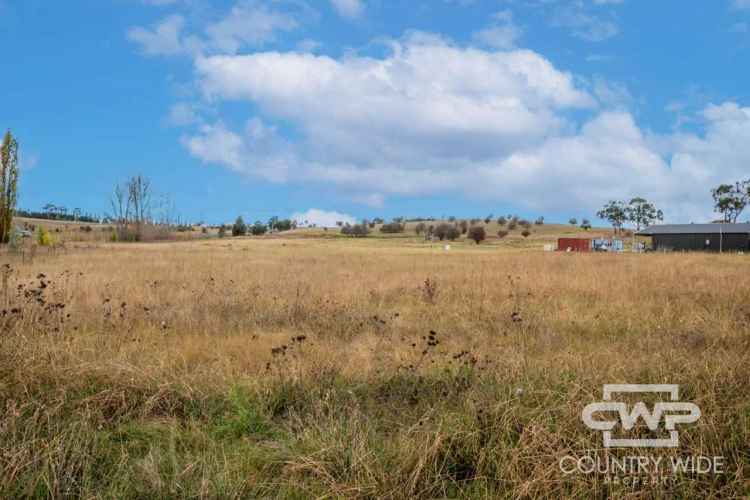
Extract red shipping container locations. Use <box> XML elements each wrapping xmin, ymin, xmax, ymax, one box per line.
<box><xmin>557</xmin><ymin>238</ymin><xmax>591</xmax><ymax>252</ymax></box>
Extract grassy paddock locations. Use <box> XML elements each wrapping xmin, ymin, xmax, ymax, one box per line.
<box><xmin>1</xmin><ymin>238</ymin><xmax>748</xmax><ymax>498</ymax></box>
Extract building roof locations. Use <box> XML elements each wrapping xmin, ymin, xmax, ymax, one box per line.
<box><xmin>637</xmin><ymin>223</ymin><xmax>750</xmax><ymax>235</ymax></box>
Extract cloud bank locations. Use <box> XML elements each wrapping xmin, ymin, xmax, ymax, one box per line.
<box><xmin>129</xmin><ymin>2</ymin><xmax>750</xmax><ymax>222</ymax></box>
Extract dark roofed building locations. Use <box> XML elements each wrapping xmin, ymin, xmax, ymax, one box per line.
<box><xmin>637</xmin><ymin>223</ymin><xmax>750</xmax><ymax>252</ymax></box>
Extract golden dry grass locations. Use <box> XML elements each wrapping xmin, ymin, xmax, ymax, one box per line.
<box><xmin>1</xmin><ymin>236</ymin><xmax>748</xmax><ymax>498</ymax></box>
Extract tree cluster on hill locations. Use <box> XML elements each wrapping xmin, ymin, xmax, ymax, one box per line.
<box><xmin>225</xmin><ymin>216</ymin><xmax>295</xmax><ymax>238</ymax></box>
<box><xmin>379</xmin><ymin>221</ymin><xmax>406</xmax><ymax>233</ymax></box>
<box><xmin>468</xmin><ymin>226</ymin><xmax>486</xmax><ymax>244</ymax></box>
<box><xmin>597</xmin><ymin>198</ymin><xmax>663</xmax><ymax>234</ymax></box>
<box><xmin>232</xmin><ymin>217</ymin><xmax>247</xmax><ymax>236</ymax></box>
<box><xmin>341</xmin><ymin>222</ymin><xmax>369</xmax><ymax>237</ymax></box>
<box><xmin>433</xmin><ymin>223</ymin><xmax>460</xmax><ymax>241</ymax></box>
<box><xmin>251</xmin><ymin>221</ymin><xmax>268</xmax><ymax>235</ymax></box>
<box><xmin>712</xmin><ymin>180</ymin><xmax>749</xmax><ymax>223</ymax></box>
<box><xmin>268</xmin><ymin>216</ymin><xmax>295</xmax><ymax>232</ymax></box>
<box><xmin>17</xmin><ymin>208</ymin><xmax>98</xmax><ymax>223</ymax></box>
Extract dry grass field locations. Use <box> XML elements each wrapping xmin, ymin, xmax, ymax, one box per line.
<box><xmin>1</xmin><ymin>235</ymin><xmax>749</xmax><ymax>498</ymax></box>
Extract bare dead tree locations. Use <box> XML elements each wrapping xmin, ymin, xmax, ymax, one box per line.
<box><xmin>128</xmin><ymin>175</ymin><xmax>151</xmax><ymax>240</ymax></box>
<box><xmin>110</xmin><ymin>182</ymin><xmax>130</xmax><ymax>241</ymax></box>
<box><xmin>108</xmin><ymin>175</ymin><xmax>152</xmax><ymax>241</ymax></box>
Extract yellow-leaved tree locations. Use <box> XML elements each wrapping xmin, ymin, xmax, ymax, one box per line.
<box><xmin>0</xmin><ymin>131</ymin><xmax>19</xmax><ymax>244</ymax></box>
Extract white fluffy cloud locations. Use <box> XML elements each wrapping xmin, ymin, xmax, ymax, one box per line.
<box><xmin>552</xmin><ymin>4</ymin><xmax>619</xmax><ymax>42</ymax></box>
<box><xmin>126</xmin><ymin>2</ymin><xmax>750</xmax><ymax>223</ymax></box>
<box><xmin>186</xmin><ymin>34</ymin><xmax>611</xmax><ymax>209</ymax></box>
<box><xmin>205</xmin><ymin>2</ymin><xmax>298</xmax><ymax>54</ymax></box>
<box><xmin>196</xmin><ymin>33</ymin><xmax>593</xmax><ymax>163</ymax></box>
<box><xmin>292</xmin><ymin>208</ymin><xmax>356</xmax><ymax>227</ymax></box>
<box><xmin>330</xmin><ymin>0</ymin><xmax>364</xmax><ymax>19</ymax></box>
<box><xmin>141</xmin><ymin>0</ymin><xmax>180</xmax><ymax>5</ymax></box>
<box><xmin>182</xmin><ymin>30</ymin><xmax>750</xmax><ymax>222</ymax></box>
<box><xmin>182</xmin><ymin>119</ymin><xmax>295</xmax><ymax>183</ymax></box>
<box><xmin>472</xmin><ymin>10</ymin><xmax>523</xmax><ymax>50</ymax></box>
<box><xmin>128</xmin><ymin>1</ymin><xmax>298</xmax><ymax>57</ymax></box>
<box><xmin>127</xmin><ymin>15</ymin><xmax>187</xmax><ymax>56</ymax></box>
<box><xmin>165</xmin><ymin>102</ymin><xmax>201</xmax><ymax>126</ymax></box>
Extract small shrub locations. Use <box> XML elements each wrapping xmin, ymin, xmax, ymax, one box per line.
<box><xmin>218</xmin><ymin>225</ymin><xmax>227</xmax><ymax>238</ymax></box>
<box><xmin>421</xmin><ymin>277</ymin><xmax>438</xmax><ymax>304</ymax></box>
<box><xmin>341</xmin><ymin>223</ymin><xmax>369</xmax><ymax>238</ymax></box>
<box><xmin>497</xmin><ymin>216</ymin><xmax>507</xmax><ymax>226</ymax></box>
<box><xmin>36</xmin><ymin>226</ymin><xmax>53</xmax><ymax>246</ymax></box>
<box><xmin>232</xmin><ymin>216</ymin><xmax>247</xmax><ymax>237</ymax></box>
<box><xmin>433</xmin><ymin>223</ymin><xmax>460</xmax><ymax>241</ymax></box>
<box><xmin>433</xmin><ymin>223</ymin><xmax>451</xmax><ymax>241</ymax></box>
<box><xmin>251</xmin><ymin>221</ymin><xmax>268</xmax><ymax>236</ymax></box>
<box><xmin>468</xmin><ymin>226</ymin><xmax>486</xmax><ymax>244</ymax></box>
<box><xmin>497</xmin><ymin>230</ymin><xmax>509</xmax><ymax>239</ymax></box>
<box><xmin>521</xmin><ymin>229</ymin><xmax>531</xmax><ymax>238</ymax></box>
<box><xmin>380</xmin><ymin>222</ymin><xmax>406</xmax><ymax>234</ymax></box>
<box><xmin>273</xmin><ymin>219</ymin><xmax>294</xmax><ymax>232</ymax></box>
<box><xmin>507</xmin><ymin>221</ymin><xmax>518</xmax><ymax>230</ymax></box>
<box><xmin>213</xmin><ymin>388</ymin><xmax>274</xmax><ymax>440</ymax></box>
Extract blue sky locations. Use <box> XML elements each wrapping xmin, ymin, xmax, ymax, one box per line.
<box><xmin>3</xmin><ymin>0</ymin><xmax>750</xmax><ymax>225</ymax></box>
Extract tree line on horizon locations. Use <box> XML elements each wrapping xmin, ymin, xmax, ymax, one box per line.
<box><xmin>2</xmin><ymin>128</ymin><xmax>750</xmax><ymax>245</ymax></box>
